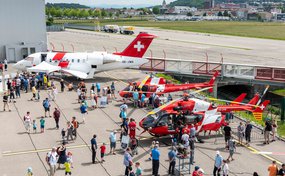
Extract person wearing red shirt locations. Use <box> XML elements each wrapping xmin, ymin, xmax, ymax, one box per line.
<box><xmin>192</xmin><ymin>166</ymin><xmax>200</xmax><ymax>176</ymax></box>
<box><xmin>100</xmin><ymin>143</ymin><xmax>106</xmax><ymax>163</ymax></box>
<box><xmin>128</xmin><ymin>118</ymin><xmax>136</xmax><ymax>139</ymax></box>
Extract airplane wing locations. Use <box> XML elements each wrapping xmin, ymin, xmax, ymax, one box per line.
<box><xmin>27</xmin><ymin>61</ymin><xmax>61</xmax><ymax>74</ymax></box>
<box><xmin>61</xmin><ymin>69</ymin><xmax>88</xmax><ymax>79</ymax></box>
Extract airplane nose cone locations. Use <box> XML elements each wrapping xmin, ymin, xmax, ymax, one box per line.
<box><xmin>13</xmin><ymin>60</ymin><xmax>25</xmax><ymax>70</ymax></box>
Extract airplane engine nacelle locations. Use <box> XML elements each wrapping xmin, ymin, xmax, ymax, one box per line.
<box><xmin>87</xmin><ymin>53</ymin><xmax>104</xmax><ymax>65</ymax></box>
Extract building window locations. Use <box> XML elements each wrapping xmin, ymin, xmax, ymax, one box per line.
<box><xmin>77</xmin><ymin>59</ymin><xmax>80</xmax><ymax>63</ymax></box>
<box><xmin>72</xmin><ymin>59</ymin><xmax>74</xmax><ymax>63</ymax></box>
<box><xmin>30</xmin><ymin>47</ymin><xmax>36</xmax><ymax>54</ymax></box>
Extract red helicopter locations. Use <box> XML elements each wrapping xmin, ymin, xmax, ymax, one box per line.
<box><xmin>139</xmin><ymin>91</ymin><xmax>270</xmax><ymax>137</ymax></box>
<box><xmin>119</xmin><ymin>71</ymin><xmax>219</xmax><ymax>98</ymax></box>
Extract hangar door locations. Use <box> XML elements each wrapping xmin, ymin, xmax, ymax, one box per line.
<box><xmin>8</xmin><ymin>48</ymin><xmax>16</xmax><ymax>62</ymax></box>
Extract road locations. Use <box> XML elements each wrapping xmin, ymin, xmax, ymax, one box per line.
<box><xmin>0</xmin><ymin>69</ymin><xmax>284</xmax><ymax>175</ymax></box>
<box><xmin>47</xmin><ymin>28</ymin><xmax>285</xmax><ymax>67</ymax></box>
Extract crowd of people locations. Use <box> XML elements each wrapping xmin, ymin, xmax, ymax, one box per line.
<box><xmin>1</xmin><ymin>70</ymin><xmax>284</xmax><ymax>176</ymax></box>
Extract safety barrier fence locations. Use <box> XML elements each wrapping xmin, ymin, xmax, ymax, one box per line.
<box><xmin>140</xmin><ymin>57</ymin><xmax>285</xmax><ymax>82</ymax></box>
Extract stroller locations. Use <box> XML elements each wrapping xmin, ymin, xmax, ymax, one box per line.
<box><xmin>121</xmin><ymin>131</ymin><xmax>130</xmax><ymax>150</ymax></box>
<box><xmin>130</xmin><ymin>138</ymin><xmax>139</xmax><ymax>155</ymax></box>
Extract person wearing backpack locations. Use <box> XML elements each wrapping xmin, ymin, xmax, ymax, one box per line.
<box><xmin>43</xmin><ymin>98</ymin><xmax>51</xmax><ymax>118</ymax></box>
<box><xmin>71</xmin><ymin>117</ymin><xmax>79</xmax><ymax>139</ymax></box>
<box><xmin>46</xmin><ymin>147</ymin><xmax>58</xmax><ymax>176</ymax></box>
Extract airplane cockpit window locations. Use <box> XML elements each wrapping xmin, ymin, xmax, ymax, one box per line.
<box><xmin>49</xmin><ymin>59</ymin><xmax>52</xmax><ymax>62</ymax></box>
<box><xmin>185</xmin><ymin>114</ymin><xmax>203</xmax><ymax>124</ymax></box>
<box><xmin>25</xmin><ymin>57</ymin><xmax>34</xmax><ymax>62</ymax></box>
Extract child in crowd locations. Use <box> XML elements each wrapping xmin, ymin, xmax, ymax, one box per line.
<box><xmin>26</xmin><ymin>167</ymin><xmax>33</xmax><ymax>176</ymax></box>
<box><xmin>135</xmin><ymin>162</ymin><xmax>142</xmax><ymax>176</ymax></box>
<box><xmin>40</xmin><ymin>116</ymin><xmax>45</xmax><ymax>133</ymax></box>
<box><xmin>61</xmin><ymin>128</ymin><xmax>66</xmax><ymax>141</ymax></box>
<box><xmin>64</xmin><ymin>158</ymin><xmax>72</xmax><ymax>175</ymax></box>
<box><xmin>67</xmin><ymin>151</ymin><xmax>74</xmax><ymax>168</ymax></box>
<box><xmin>32</xmin><ymin>120</ymin><xmax>37</xmax><ymax>133</ymax></box>
<box><xmin>100</xmin><ymin>143</ymin><xmax>106</xmax><ymax>163</ymax></box>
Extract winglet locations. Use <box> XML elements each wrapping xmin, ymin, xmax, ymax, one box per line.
<box><xmin>252</xmin><ymin>100</ymin><xmax>270</xmax><ymax>121</ymax></box>
<box><xmin>230</xmin><ymin>93</ymin><xmax>247</xmax><ymax>105</ymax></box>
<box><xmin>114</xmin><ymin>32</ymin><xmax>156</xmax><ymax>58</ymax></box>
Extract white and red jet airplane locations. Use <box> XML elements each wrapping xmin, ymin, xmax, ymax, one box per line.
<box><xmin>13</xmin><ymin>33</ymin><xmax>156</xmax><ymax>79</ymax></box>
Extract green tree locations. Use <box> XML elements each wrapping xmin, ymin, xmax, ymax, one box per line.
<box><xmin>217</xmin><ymin>11</ymin><xmax>223</xmax><ymax>16</ymax></box>
<box><xmin>46</xmin><ymin>17</ymin><xmax>54</xmax><ymax>26</ymax></box>
<box><xmin>49</xmin><ymin>7</ymin><xmax>57</xmax><ymax>17</ymax></box>
<box><xmin>101</xmin><ymin>9</ymin><xmax>107</xmax><ymax>17</ymax></box>
<box><xmin>108</xmin><ymin>12</ymin><xmax>113</xmax><ymax>18</ymax></box>
<box><xmin>152</xmin><ymin>6</ymin><xmax>160</xmax><ymax>14</ymax></box>
<box><xmin>93</xmin><ymin>9</ymin><xmax>101</xmax><ymax>18</ymax></box>
<box><xmin>63</xmin><ymin>8</ymin><xmax>70</xmax><ymax>17</ymax></box>
<box><xmin>88</xmin><ymin>9</ymin><xmax>93</xmax><ymax>16</ymax></box>
<box><xmin>54</xmin><ymin>8</ymin><xmax>63</xmax><ymax>17</ymax></box>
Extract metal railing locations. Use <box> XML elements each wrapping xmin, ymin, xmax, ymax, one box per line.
<box><xmin>140</xmin><ymin>57</ymin><xmax>285</xmax><ymax>83</ymax></box>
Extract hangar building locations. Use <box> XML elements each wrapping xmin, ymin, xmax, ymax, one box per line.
<box><xmin>0</xmin><ymin>0</ymin><xmax>47</xmax><ymax>62</ymax></box>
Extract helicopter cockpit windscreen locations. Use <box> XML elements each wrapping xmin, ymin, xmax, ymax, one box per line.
<box><xmin>142</xmin><ymin>110</ymin><xmax>167</xmax><ymax>128</ymax></box>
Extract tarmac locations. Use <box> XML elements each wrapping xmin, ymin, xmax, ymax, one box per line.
<box><xmin>47</xmin><ymin>28</ymin><xmax>285</xmax><ymax>67</ymax></box>
<box><xmin>0</xmin><ymin>68</ymin><xmax>285</xmax><ymax>176</ymax></box>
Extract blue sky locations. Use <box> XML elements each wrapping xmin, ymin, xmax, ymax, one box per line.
<box><xmin>46</xmin><ymin>0</ymin><xmax>175</xmax><ymax>7</ymax></box>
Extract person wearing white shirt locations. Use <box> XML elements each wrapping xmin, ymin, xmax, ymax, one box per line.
<box><xmin>46</xmin><ymin>147</ymin><xmax>59</xmax><ymax>176</ymax></box>
<box><xmin>222</xmin><ymin>159</ymin><xmax>229</xmax><ymax>176</ymax></box>
<box><xmin>181</xmin><ymin>131</ymin><xmax>190</xmax><ymax>148</ymax></box>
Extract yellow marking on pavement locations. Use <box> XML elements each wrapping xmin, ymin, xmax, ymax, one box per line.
<box><xmin>2</xmin><ymin>141</ymin><xmax>118</xmax><ymax>157</ymax></box>
<box><xmin>235</xmin><ymin>140</ymin><xmax>283</xmax><ymax>165</ymax></box>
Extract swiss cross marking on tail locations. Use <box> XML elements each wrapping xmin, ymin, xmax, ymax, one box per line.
<box><xmin>260</xmin><ymin>104</ymin><xmax>265</xmax><ymax>110</ymax></box>
<box><xmin>134</xmin><ymin>41</ymin><xmax>144</xmax><ymax>52</ymax></box>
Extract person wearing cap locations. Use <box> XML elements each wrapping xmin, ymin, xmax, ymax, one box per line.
<box><xmin>278</xmin><ymin>163</ymin><xmax>285</xmax><ymax>176</ymax></box>
<box><xmin>192</xmin><ymin>166</ymin><xmax>200</xmax><ymax>176</ymax></box>
<box><xmin>46</xmin><ymin>147</ymin><xmax>59</xmax><ymax>176</ymax></box>
<box><xmin>109</xmin><ymin>130</ymin><xmax>117</xmax><ymax>155</ymax></box>
<box><xmin>151</xmin><ymin>144</ymin><xmax>160</xmax><ymax>176</ymax></box>
<box><xmin>213</xmin><ymin>151</ymin><xmax>223</xmax><ymax>176</ymax></box>
<box><xmin>80</xmin><ymin>101</ymin><xmax>88</xmax><ymax>123</ymax></box>
<box><xmin>168</xmin><ymin>147</ymin><xmax>177</xmax><ymax>175</ymax></box>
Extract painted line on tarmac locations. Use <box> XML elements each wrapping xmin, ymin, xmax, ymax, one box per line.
<box><xmin>2</xmin><ymin>141</ymin><xmax>121</xmax><ymax>157</ymax></box>
<box><xmin>236</xmin><ymin>141</ymin><xmax>283</xmax><ymax>165</ymax></box>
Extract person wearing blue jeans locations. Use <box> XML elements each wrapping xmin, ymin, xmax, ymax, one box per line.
<box><xmin>213</xmin><ymin>151</ymin><xmax>223</xmax><ymax>176</ymax></box>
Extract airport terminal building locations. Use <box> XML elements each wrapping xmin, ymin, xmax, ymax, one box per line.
<box><xmin>0</xmin><ymin>0</ymin><xmax>47</xmax><ymax>62</ymax></box>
